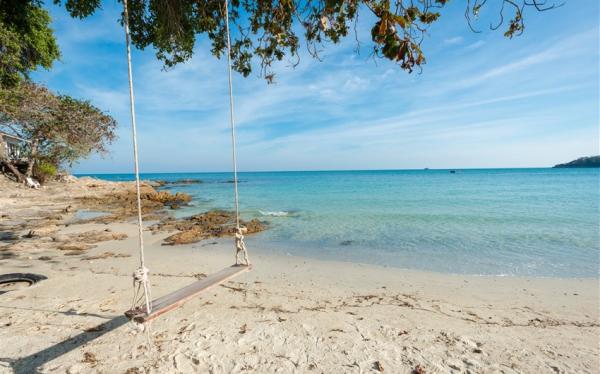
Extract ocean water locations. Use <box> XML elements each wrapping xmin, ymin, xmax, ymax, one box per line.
<box><xmin>81</xmin><ymin>169</ymin><xmax>600</xmax><ymax>278</ymax></box>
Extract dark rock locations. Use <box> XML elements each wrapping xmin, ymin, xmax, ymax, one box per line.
<box><xmin>155</xmin><ymin>179</ymin><xmax>202</xmax><ymax>186</ymax></box>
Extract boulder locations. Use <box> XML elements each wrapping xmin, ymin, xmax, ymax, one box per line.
<box><xmin>164</xmin><ymin>229</ymin><xmax>205</xmax><ymax>245</ymax></box>
<box><xmin>58</xmin><ymin>243</ymin><xmax>96</xmax><ymax>251</ymax></box>
<box><xmin>154</xmin><ymin>210</ymin><xmax>267</xmax><ymax>245</ymax></box>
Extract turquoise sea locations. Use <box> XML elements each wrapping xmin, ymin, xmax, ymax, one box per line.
<box><xmin>81</xmin><ymin>169</ymin><xmax>600</xmax><ymax>278</ymax></box>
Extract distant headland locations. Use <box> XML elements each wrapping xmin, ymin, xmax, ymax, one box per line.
<box><xmin>553</xmin><ymin>156</ymin><xmax>600</xmax><ymax>168</ymax></box>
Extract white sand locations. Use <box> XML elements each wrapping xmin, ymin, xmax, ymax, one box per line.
<box><xmin>0</xmin><ymin>177</ymin><xmax>598</xmax><ymax>373</ymax></box>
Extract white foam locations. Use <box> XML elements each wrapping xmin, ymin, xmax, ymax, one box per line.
<box><xmin>259</xmin><ymin>210</ymin><xmax>289</xmax><ymax>217</ymax></box>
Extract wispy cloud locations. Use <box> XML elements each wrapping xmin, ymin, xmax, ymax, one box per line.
<box><xmin>444</xmin><ymin>36</ymin><xmax>464</xmax><ymax>45</ymax></box>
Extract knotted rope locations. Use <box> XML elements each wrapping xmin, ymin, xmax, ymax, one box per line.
<box><xmin>123</xmin><ymin>0</ymin><xmax>152</xmax><ymax>316</ymax></box>
<box><xmin>225</xmin><ymin>0</ymin><xmax>250</xmax><ymax>266</ymax></box>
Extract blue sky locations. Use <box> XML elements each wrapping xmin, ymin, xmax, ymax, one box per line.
<box><xmin>33</xmin><ymin>1</ymin><xmax>599</xmax><ymax>173</ymax></box>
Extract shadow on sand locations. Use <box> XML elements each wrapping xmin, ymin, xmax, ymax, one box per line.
<box><xmin>2</xmin><ymin>315</ymin><xmax>129</xmax><ymax>374</ymax></box>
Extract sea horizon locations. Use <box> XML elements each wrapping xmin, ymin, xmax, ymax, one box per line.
<box><xmin>75</xmin><ymin>166</ymin><xmax>573</xmax><ymax>175</ymax></box>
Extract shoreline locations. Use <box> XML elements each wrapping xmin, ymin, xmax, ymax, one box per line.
<box><xmin>246</xmin><ymin>235</ymin><xmax>600</xmax><ymax>281</ymax></box>
<box><xmin>1</xmin><ymin>175</ymin><xmax>598</xmax><ymax>373</ymax></box>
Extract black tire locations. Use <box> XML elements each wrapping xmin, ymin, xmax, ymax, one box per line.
<box><xmin>0</xmin><ymin>273</ymin><xmax>47</xmax><ymax>285</ymax></box>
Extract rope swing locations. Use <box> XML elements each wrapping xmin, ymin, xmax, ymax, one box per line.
<box><xmin>122</xmin><ymin>0</ymin><xmax>152</xmax><ymax>317</ymax></box>
<box><xmin>224</xmin><ymin>0</ymin><xmax>250</xmax><ymax>267</ymax></box>
<box><xmin>122</xmin><ymin>0</ymin><xmax>251</xmax><ymax>324</ymax></box>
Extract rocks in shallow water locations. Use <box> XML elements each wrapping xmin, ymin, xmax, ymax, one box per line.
<box><xmin>157</xmin><ymin>210</ymin><xmax>266</xmax><ymax>245</ymax></box>
<box><xmin>244</xmin><ymin>219</ymin><xmax>265</xmax><ymax>234</ymax></box>
<box><xmin>75</xmin><ymin>183</ymin><xmax>191</xmax><ymax>221</ymax></box>
<box><xmin>152</xmin><ymin>179</ymin><xmax>202</xmax><ymax>187</ymax></box>
<box><xmin>169</xmin><ymin>179</ymin><xmax>202</xmax><ymax>185</ymax></box>
<box><xmin>148</xmin><ymin>191</ymin><xmax>191</xmax><ymax>205</ymax></box>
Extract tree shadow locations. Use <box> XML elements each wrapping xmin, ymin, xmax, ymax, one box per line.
<box><xmin>1</xmin><ymin>314</ymin><xmax>129</xmax><ymax>373</ymax></box>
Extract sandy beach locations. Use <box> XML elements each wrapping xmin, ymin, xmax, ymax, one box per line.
<box><xmin>0</xmin><ymin>176</ymin><xmax>598</xmax><ymax>374</ymax></box>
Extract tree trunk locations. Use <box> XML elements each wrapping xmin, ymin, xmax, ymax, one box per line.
<box><xmin>2</xmin><ymin>161</ymin><xmax>25</xmax><ymax>183</ymax></box>
<box><xmin>25</xmin><ymin>140</ymin><xmax>38</xmax><ymax>178</ymax></box>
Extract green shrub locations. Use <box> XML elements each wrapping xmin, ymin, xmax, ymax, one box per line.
<box><xmin>33</xmin><ymin>161</ymin><xmax>57</xmax><ymax>184</ymax></box>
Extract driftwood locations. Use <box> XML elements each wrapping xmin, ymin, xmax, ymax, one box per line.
<box><xmin>1</xmin><ymin>160</ymin><xmax>26</xmax><ymax>183</ymax></box>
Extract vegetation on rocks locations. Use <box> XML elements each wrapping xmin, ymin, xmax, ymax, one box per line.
<box><xmin>553</xmin><ymin>156</ymin><xmax>600</xmax><ymax>168</ymax></box>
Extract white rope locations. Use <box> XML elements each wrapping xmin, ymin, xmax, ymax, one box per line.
<box><xmin>123</xmin><ymin>0</ymin><xmax>152</xmax><ymax>316</ymax></box>
<box><xmin>224</xmin><ymin>0</ymin><xmax>250</xmax><ymax>266</ymax></box>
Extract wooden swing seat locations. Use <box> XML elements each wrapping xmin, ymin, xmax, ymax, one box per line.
<box><xmin>125</xmin><ymin>264</ymin><xmax>251</xmax><ymax>323</ymax></box>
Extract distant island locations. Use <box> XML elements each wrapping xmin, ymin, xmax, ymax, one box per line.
<box><xmin>553</xmin><ymin>156</ymin><xmax>600</xmax><ymax>168</ymax></box>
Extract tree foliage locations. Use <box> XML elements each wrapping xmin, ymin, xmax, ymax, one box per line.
<box><xmin>0</xmin><ymin>82</ymin><xmax>117</xmax><ymax>180</ymax></box>
<box><xmin>0</xmin><ymin>0</ymin><xmax>61</xmax><ymax>87</ymax></box>
<box><xmin>55</xmin><ymin>0</ymin><xmax>561</xmax><ymax>80</ymax></box>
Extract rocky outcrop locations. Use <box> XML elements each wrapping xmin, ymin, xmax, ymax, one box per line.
<box><xmin>153</xmin><ymin>179</ymin><xmax>202</xmax><ymax>187</ymax></box>
<box><xmin>151</xmin><ymin>210</ymin><xmax>266</xmax><ymax>246</ymax></box>
<box><xmin>65</xmin><ymin>229</ymin><xmax>128</xmax><ymax>243</ymax></box>
<box><xmin>55</xmin><ymin>230</ymin><xmax>127</xmax><ymax>252</ymax></box>
<box><xmin>75</xmin><ymin>183</ymin><xmax>191</xmax><ymax>221</ymax></box>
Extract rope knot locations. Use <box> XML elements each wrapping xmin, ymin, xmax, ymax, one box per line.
<box><xmin>133</xmin><ymin>266</ymin><xmax>149</xmax><ymax>283</ymax></box>
<box><xmin>234</xmin><ymin>226</ymin><xmax>250</xmax><ymax>266</ymax></box>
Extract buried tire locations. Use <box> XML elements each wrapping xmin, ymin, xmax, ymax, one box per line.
<box><xmin>0</xmin><ymin>273</ymin><xmax>47</xmax><ymax>294</ymax></box>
